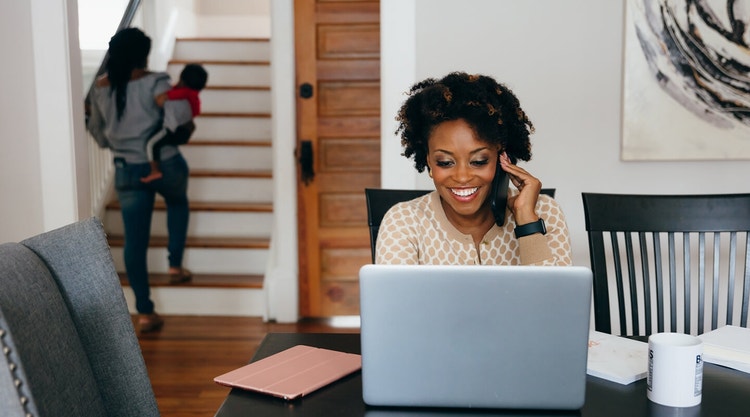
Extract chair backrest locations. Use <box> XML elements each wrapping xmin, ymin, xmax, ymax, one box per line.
<box><xmin>582</xmin><ymin>192</ymin><xmax>750</xmax><ymax>336</ymax></box>
<box><xmin>0</xmin><ymin>218</ymin><xmax>159</xmax><ymax>417</ymax></box>
<box><xmin>366</xmin><ymin>188</ymin><xmax>556</xmax><ymax>263</ymax></box>
<box><xmin>366</xmin><ymin>188</ymin><xmax>432</xmax><ymax>263</ymax></box>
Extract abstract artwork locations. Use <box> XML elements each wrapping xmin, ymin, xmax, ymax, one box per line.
<box><xmin>622</xmin><ymin>0</ymin><xmax>750</xmax><ymax>160</ymax></box>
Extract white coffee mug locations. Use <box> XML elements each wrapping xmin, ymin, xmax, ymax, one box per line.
<box><xmin>647</xmin><ymin>332</ymin><xmax>703</xmax><ymax>408</ymax></box>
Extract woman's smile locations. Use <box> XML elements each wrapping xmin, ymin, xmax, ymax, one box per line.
<box><xmin>450</xmin><ymin>186</ymin><xmax>479</xmax><ymax>199</ymax></box>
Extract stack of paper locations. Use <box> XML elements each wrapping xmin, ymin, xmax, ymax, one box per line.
<box><xmin>586</xmin><ymin>330</ymin><xmax>648</xmax><ymax>385</ymax></box>
<box><xmin>698</xmin><ymin>325</ymin><xmax>750</xmax><ymax>374</ymax></box>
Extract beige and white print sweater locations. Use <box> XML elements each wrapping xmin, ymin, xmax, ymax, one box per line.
<box><xmin>375</xmin><ymin>191</ymin><xmax>572</xmax><ymax>266</ymax></box>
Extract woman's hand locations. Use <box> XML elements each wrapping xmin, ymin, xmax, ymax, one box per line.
<box><xmin>499</xmin><ymin>152</ymin><xmax>541</xmax><ymax>225</ymax></box>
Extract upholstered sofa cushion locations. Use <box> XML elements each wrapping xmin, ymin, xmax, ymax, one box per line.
<box><xmin>0</xmin><ymin>242</ymin><xmax>107</xmax><ymax>416</ymax></box>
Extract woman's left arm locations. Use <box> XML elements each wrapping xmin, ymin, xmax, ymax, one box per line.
<box><xmin>516</xmin><ymin>196</ymin><xmax>572</xmax><ymax>266</ymax></box>
<box><xmin>86</xmin><ymin>91</ymin><xmax>109</xmax><ymax>149</ymax></box>
<box><xmin>536</xmin><ymin>195</ymin><xmax>573</xmax><ymax>266</ymax></box>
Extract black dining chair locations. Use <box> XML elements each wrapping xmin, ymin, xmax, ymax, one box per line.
<box><xmin>365</xmin><ymin>188</ymin><xmax>432</xmax><ymax>263</ymax></box>
<box><xmin>365</xmin><ymin>188</ymin><xmax>556</xmax><ymax>263</ymax></box>
<box><xmin>582</xmin><ymin>192</ymin><xmax>750</xmax><ymax>336</ymax></box>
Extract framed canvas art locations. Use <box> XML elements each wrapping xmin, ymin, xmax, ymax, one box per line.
<box><xmin>622</xmin><ymin>0</ymin><xmax>750</xmax><ymax>161</ymax></box>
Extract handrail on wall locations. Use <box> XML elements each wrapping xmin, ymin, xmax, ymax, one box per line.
<box><xmin>86</xmin><ymin>0</ymin><xmax>142</xmax><ymax>218</ymax></box>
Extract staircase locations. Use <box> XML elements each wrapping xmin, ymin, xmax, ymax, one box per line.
<box><xmin>103</xmin><ymin>38</ymin><xmax>273</xmax><ymax>316</ymax></box>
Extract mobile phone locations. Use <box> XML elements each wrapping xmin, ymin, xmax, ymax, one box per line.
<box><xmin>489</xmin><ymin>163</ymin><xmax>509</xmax><ymax>226</ymax></box>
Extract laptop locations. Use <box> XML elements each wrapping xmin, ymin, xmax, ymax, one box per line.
<box><xmin>359</xmin><ymin>264</ymin><xmax>592</xmax><ymax>410</ymax></box>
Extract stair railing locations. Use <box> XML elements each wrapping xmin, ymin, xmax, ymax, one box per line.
<box><xmin>85</xmin><ymin>0</ymin><xmax>142</xmax><ymax>217</ymax></box>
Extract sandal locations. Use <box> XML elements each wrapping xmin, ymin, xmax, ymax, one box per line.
<box><xmin>139</xmin><ymin>313</ymin><xmax>164</xmax><ymax>333</ymax></box>
<box><xmin>168</xmin><ymin>268</ymin><xmax>192</xmax><ymax>284</ymax></box>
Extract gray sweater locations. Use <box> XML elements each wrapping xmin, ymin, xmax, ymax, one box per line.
<box><xmin>87</xmin><ymin>71</ymin><xmax>181</xmax><ymax>164</ymax></box>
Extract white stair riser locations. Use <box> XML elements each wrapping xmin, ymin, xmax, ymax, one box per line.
<box><xmin>103</xmin><ymin>210</ymin><xmax>273</xmax><ymax>238</ymax></box>
<box><xmin>112</xmin><ymin>247</ymin><xmax>269</xmax><ymax>274</ymax></box>
<box><xmin>123</xmin><ymin>287</ymin><xmax>266</xmax><ymax>316</ymax></box>
<box><xmin>184</xmin><ymin>177</ymin><xmax>273</xmax><ymax>203</ymax></box>
<box><xmin>168</xmin><ymin>63</ymin><xmax>270</xmax><ymax>87</ymax></box>
<box><xmin>173</xmin><ymin>40</ymin><xmax>270</xmax><ymax>62</ymax></box>
<box><xmin>194</xmin><ymin>116</ymin><xmax>271</xmax><ymax>141</ymax></box>
<box><xmin>182</xmin><ymin>145</ymin><xmax>272</xmax><ymax>171</ymax></box>
<box><xmin>195</xmin><ymin>15</ymin><xmax>271</xmax><ymax>39</ymax></box>
<box><xmin>201</xmin><ymin>89</ymin><xmax>270</xmax><ymax>113</ymax></box>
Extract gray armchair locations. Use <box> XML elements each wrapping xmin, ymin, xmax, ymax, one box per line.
<box><xmin>0</xmin><ymin>218</ymin><xmax>159</xmax><ymax>417</ymax></box>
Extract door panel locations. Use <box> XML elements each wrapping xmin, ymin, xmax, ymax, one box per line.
<box><xmin>319</xmin><ymin>82</ymin><xmax>380</xmax><ymax>116</ymax></box>
<box><xmin>320</xmin><ymin>138</ymin><xmax>380</xmax><ymax>171</ymax></box>
<box><xmin>295</xmin><ymin>0</ymin><xmax>380</xmax><ymax>317</ymax></box>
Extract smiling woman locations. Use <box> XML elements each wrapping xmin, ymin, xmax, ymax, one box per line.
<box><xmin>375</xmin><ymin>72</ymin><xmax>572</xmax><ymax>266</ymax></box>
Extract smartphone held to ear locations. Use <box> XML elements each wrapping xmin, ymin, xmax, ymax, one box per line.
<box><xmin>489</xmin><ymin>164</ymin><xmax>509</xmax><ymax>226</ymax></box>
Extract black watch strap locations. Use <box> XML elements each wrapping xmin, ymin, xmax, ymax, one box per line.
<box><xmin>514</xmin><ymin>218</ymin><xmax>546</xmax><ymax>239</ymax></box>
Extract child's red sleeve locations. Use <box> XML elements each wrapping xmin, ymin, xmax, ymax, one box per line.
<box><xmin>166</xmin><ymin>88</ymin><xmax>191</xmax><ymax>101</ymax></box>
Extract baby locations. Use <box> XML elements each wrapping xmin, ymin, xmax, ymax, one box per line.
<box><xmin>141</xmin><ymin>63</ymin><xmax>208</xmax><ymax>183</ymax></box>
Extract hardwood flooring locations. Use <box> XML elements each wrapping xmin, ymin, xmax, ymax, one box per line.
<box><xmin>135</xmin><ymin>315</ymin><xmax>359</xmax><ymax>417</ymax></box>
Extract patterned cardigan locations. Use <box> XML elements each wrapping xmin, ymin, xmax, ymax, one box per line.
<box><xmin>375</xmin><ymin>191</ymin><xmax>572</xmax><ymax>266</ymax></box>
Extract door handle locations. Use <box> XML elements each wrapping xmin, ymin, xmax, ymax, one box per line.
<box><xmin>300</xmin><ymin>83</ymin><xmax>314</xmax><ymax>99</ymax></box>
<box><xmin>298</xmin><ymin>140</ymin><xmax>314</xmax><ymax>185</ymax></box>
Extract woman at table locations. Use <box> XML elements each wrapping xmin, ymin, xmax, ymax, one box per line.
<box><xmin>376</xmin><ymin>72</ymin><xmax>571</xmax><ymax>266</ymax></box>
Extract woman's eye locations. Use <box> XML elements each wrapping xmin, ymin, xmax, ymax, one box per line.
<box><xmin>435</xmin><ymin>160</ymin><xmax>453</xmax><ymax>168</ymax></box>
<box><xmin>471</xmin><ymin>159</ymin><xmax>490</xmax><ymax>166</ymax></box>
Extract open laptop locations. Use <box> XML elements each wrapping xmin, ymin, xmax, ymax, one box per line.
<box><xmin>359</xmin><ymin>264</ymin><xmax>592</xmax><ymax>410</ymax></box>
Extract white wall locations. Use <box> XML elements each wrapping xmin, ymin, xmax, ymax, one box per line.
<box><xmin>0</xmin><ymin>0</ymin><xmax>86</xmax><ymax>243</ymax></box>
<box><xmin>194</xmin><ymin>0</ymin><xmax>270</xmax><ymax>38</ymax></box>
<box><xmin>381</xmin><ymin>0</ymin><xmax>750</xmax><ymax>267</ymax></box>
<box><xmin>142</xmin><ymin>0</ymin><xmax>196</xmax><ymax>71</ymax></box>
<box><xmin>78</xmin><ymin>0</ymin><xmax>132</xmax><ymax>49</ymax></box>
<box><xmin>0</xmin><ymin>2</ymin><xmax>45</xmax><ymax>241</ymax></box>
<box><xmin>265</xmin><ymin>0</ymin><xmax>298</xmax><ymax>322</ymax></box>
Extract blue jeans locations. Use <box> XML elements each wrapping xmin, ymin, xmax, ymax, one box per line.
<box><xmin>114</xmin><ymin>154</ymin><xmax>189</xmax><ymax>314</ymax></box>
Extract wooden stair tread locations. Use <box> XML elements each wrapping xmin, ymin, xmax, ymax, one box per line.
<box><xmin>169</xmin><ymin>59</ymin><xmax>270</xmax><ymax>66</ymax></box>
<box><xmin>108</xmin><ymin>235</ymin><xmax>270</xmax><ymax>249</ymax></box>
<box><xmin>106</xmin><ymin>200</ymin><xmax>272</xmax><ymax>212</ymax></box>
<box><xmin>198</xmin><ymin>112</ymin><xmax>271</xmax><ymax>118</ymax></box>
<box><xmin>179</xmin><ymin>201</ymin><xmax>272</xmax><ymax>212</ymax></box>
<box><xmin>176</xmin><ymin>37</ymin><xmax>270</xmax><ymax>42</ymax></box>
<box><xmin>118</xmin><ymin>272</ymin><xmax>263</xmax><ymax>289</ymax></box>
<box><xmin>188</xmin><ymin>140</ymin><xmax>272</xmax><ymax>147</ymax></box>
<box><xmin>190</xmin><ymin>169</ymin><xmax>272</xmax><ymax>178</ymax></box>
<box><xmin>205</xmin><ymin>85</ymin><xmax>270</xmax><ymax>91</ymax></box>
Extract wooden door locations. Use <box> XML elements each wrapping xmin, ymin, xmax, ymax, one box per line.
<box><xmin>294</xmin><ymin>0</ymin><xmax>381</xmax><ymax>317</ymax></box>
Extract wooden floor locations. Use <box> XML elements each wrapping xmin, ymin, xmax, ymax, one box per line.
<box><xmin>136</xmin><ymin>315</ymin><xmax>359</xmax><ymax>417</ymax></box>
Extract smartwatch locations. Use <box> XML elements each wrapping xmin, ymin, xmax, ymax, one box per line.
<box><xmin>514</xmin><ymin>218</ymin><xmax>546</xmax><ymax>239</ymax></box>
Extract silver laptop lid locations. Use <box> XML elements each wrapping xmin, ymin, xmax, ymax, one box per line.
<box><xmin>359</xmin><ymin>265</ymin><xmax>592</xmax><ymax>410</ymax></box>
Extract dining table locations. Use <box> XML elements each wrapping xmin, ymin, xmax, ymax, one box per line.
<box><xmin>214</xmin><ymin>332</ymin><xmax>750</xmax><ymax>417</ymax></box>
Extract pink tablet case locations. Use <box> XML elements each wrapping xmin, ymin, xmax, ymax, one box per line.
<box><xmin>214</xmin><ymin>344</ymin><xmax>362</xmax><ymax>400</ymax></box>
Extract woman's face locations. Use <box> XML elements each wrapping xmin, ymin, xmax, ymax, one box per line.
<box><xmin>426</xmin><ymin>119</ymin><xmax>500</xmax><ymax>224</ymax></box>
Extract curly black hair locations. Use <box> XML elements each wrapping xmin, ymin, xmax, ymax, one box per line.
<box><xmin>395</xmin><ymin>72</ymin><xmax>534</xmax><ymax>172</ymax></box>
<box><xmin>180</xmin><ymin>63</ymin><xmax>209</xmax><ymax>91</ymax></box>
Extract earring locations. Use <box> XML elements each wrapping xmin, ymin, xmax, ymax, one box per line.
<box><xmin>428</xmin><ymin>169</ymin><xmax>433</xmax><ymax>178</ymax></box>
